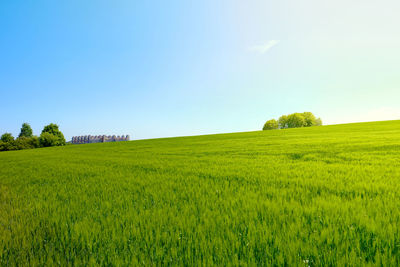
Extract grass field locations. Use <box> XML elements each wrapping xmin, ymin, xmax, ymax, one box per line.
<box><xmin>1</xmin><ymin>120</ymin><xmax>400</xmax><ymax>266</ymax></box>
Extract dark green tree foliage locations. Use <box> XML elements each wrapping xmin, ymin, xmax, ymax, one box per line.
<box><xmin>263</xmin><ymin>119</ymin><xmax>279</xmax><ymax>130</ymax></box>
<box><xmin>0</xmin><ymin>133</ymin><xmax>16</xmax><ymax>151</ymax></box>
<box><xmin>264</xmin><ymin>112</ymin><xmax>322</xmax><ymax>130</ymax></box>
<box><xmin>15</xmin><ymin>136</ymin><xmax>40</xmax><ymax>150</ymax></box>
<box><xmin>0</xmin><ymin>140</ymin><xmax>17</xmax><ymax>151</ymax></box>
<box><xmin>1</xmin><ymin>133</ymin><xmax>14</xmax><ymax>143</ymax></box>
<box><xmin>39</xmin><ymin>132</ymin><xmax>60</xmax><ymax>147</ymax></box>
<box><xmin>1</xmin><ymin>122</ymin><xmax>66</xmax><ymax>151</ymax></box>
<box><xmin>41</xmin><ymin>123</ymin><xmax>66</xmax><ymax>146</ymax></box>
<box><xmin>19</xmin><ymin>123</ymin><xmax>33</xmax><ymax>138</ymax></box>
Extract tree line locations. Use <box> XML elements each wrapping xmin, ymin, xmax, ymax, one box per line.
<box><xmin>263</xmin><ymin>112</ymin><xmax>322</xmax><ymax>130</ymax></box>
<box><xmin>0</xmin><ymin>123</ymin><xmax>66</xmax><ymax>151</ymax></box>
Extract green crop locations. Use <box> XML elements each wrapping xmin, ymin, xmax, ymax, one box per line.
<box><xmin>1</xmin><ymin>120</ymin><xmax>400</xmax><ymax>266</ymax></box>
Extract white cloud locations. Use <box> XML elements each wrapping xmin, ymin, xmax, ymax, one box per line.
<box><xmin>248</xmin><ymin>40</ymin><xmax>280</xmax><ymax>54</ymax></box>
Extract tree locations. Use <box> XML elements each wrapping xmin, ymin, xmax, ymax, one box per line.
<box><xmin>1</xmin><ymin>133</ymin><xmax>14</xmax><ymax>143</ymax></box>
<box><xmin>30</xmin><ymin>136</ymin><xmax>40</xmax><ymax>148</ymax></box>
<box><xmin>286</xmin><ymin>113</ymin><xmax>305</xmax><ymax>128</ymax></box>
<box><xmin>263</xmin><ymin>119</ymin><xmax>279</xmax><ymax>130</ymax></box>
<box><xmin>0</xmin><ymin>133</ymin><xmax>16</xmax><ymax>151</ymax></box>
<box><xmin>39</xmin><ymin>132</ymin><xmax>59</xmax><ymax>147</ymax></box>
<box><xmin>15</xmin><ymin>136</ymin><xmax>40</xmax><ymax>150</ymax></box>
<box><xmin>41</xmin><ymin>123</ymin><xmax>66</xmax><ymax>146</ymax></box>
<box><xmin>278</xmin><ymin>115</ymin><xmax>288</xmax><ymax>129</ymax></box>
<box><xmin>19</xmin><ymin>123</ymin><xmax>33</xmax><ymax>138</ymax></box>
<box><xmin>302</xmin><ymin>112</ymin><xmax>317</xmax><ymax>127</ymax></box>
<box><xmin>265</xmin><ymin>112</ymin><xmax>322</xmax><ymax>130</ymax></box>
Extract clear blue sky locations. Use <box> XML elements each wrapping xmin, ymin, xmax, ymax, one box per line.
<box><xmin>1</xmin><ymin>0</ymin><xmax>400</xmax><ymax>140</ymax></box>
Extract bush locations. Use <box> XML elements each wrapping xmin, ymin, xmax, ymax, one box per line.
<box><xmin>0</xmin><ymin>133</ymin><xmax>17</xmax><ymax>151</ymax></box>
<box><xmin>278</xmin><ymin>115</ymin><xmax>288</xmax><ymax>129</ymax></box>
<box><xmin>30</xmin><ymin>136</ymin><xmax>41</xmax><ymax>148</ymax></box>
<box><xmin>1</xmin><ymin>133</ymin><xmax>14</xmax><ymax>143</ymax></box>
<box><xmin>263</xmin><ymin>119</ymin><xmax>279</xmax><ymax>130</ymax></box>
<box><xmin>0</xmin><ymin>140</ymin><xmax>17</xmax><ymax>151</ymax></box>
<box><xmin>302</xmin><ymin>112</ymin><xmax>317</xmax><ymax>127</ymax></box>
<box><xmin>39</xmin><ymin>132</ymin><xmax>60</xmax><ymax>147</ymax></box>
<box><xmin>286</xmin><ymin>113</ymin><xmax>306</xmax><ymax>128</ymax></box>
<box><xmin>265</xmin><ymin>112</ymin><xmax>323</xmax><ymax>130</ymax></box>
<box><xmin>15</xmin><ymin>136</ymin><xmax>40</xmax><ymax>150</ymax></box>
<box><xmin>41</xmin><ymin>123</ymin><xmax>66</xmax><ymax>146</ymax></box>
<box><xmin>1</xmin><ymin>123</ymin><xmax>66</xmax><ymax>152</ymax></box>
<box><xmin>0</xmin><ymin>141</ymin><xmax>6</xmax><ymax>151</ymax></box>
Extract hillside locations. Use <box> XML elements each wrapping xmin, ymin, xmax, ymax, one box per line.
<box><xmin>1</xmin><ymin>120</ymin><xmax>400</xmax><ymax>265</ymax></box>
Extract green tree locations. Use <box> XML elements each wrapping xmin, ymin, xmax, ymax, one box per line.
<box><xmin>302</xmin><ymin>112</ymin><xmax>317</xmax><ymax>127</ymax></box>
<box><xmin>264</xmin><ymin>112</ymin><xmax>322</xmax><ymax>132</ymax></box>
<box><xmin>19</xmin><ymin>122</ymin><xmax>33</xmax><ymax>138</ymax></box>
<box><xmin>39</xmin><ymin>132</ymin><xmax>59</xmax><ymax>147</ymax></box>
<box><xmin>15</xmin><ymin>136</ymin><xmax>40</xmax><ymax>150</ymax></box>
<box><xmin>41</xmin><ymin>123</ymin><xmax>66</xmax><ymax>146</ymax></box>
<box><xmin>30</xmin><ymin>136</ymin><xmax>41</xmax><ymax>148</ymax></box>
<box><xmin>1</xmin><ymin>133</ymin><xmax>14</xmax><ymax>143</ymax></box>
<box><xmin>0</xmin><ymin>133</ymin><xmax>16</xmax><ymax>151</ymax></box>
<box><xmin>278</xmin><ymin>115</ymin><xmax>288</xmax><ymax>129</ymax></box>
<box><xmin>286</xmin><ymin>113</ymin><xmax>306</xmax><ymax>128</ymax></box>
<box><xmin>263</xmin><ymin>119</ymin><xmax>279</xmax><ymax>130</ymax></box>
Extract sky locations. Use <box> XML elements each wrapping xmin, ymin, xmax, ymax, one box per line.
<box><xmin>1</xmin><ymin>0</ymin><xmax>400</xmax><ymax>140</ymax></box>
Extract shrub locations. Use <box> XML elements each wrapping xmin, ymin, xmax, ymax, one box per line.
<box><xmin>41</xmin><ymin>123</ymin><xmax>66</xmax><ymax>146</ymax></box>
<box><xmin>302</xmin><ymin>112</ymin><xmax>317</xmax><ymax>127</ymax></box>
<box><xmin>0</xmin><ymin>140</ymin><xmax>17</xmax><ymax>151</ymax></box>
<box><xmin>286</xmin><ymin>113</ymin><xmax>306</xmax><ymax>128</ymax></box>
<box><xmin>265</xmin><ymin>112</ymin><xmax>323</xmax><ymax>130</ymax></box>
<box><xmin>278</xmin><ymin>115</ymin><xmax>288</xmax><ymax>129</ymax></box>
<box><xmin>0</xmin><ymin>141</ymin><xmax>5</xmax><ymax>151</ymax></box>
<box><xmin>30</xmin><ymin>136</ymin><xmax>41</xmax><ymax>148</ymax></box>
<box><xmin>1</xmin><ymin>133</ymin><xmax>14</xmax><ymax>143</ymax></box>
<box><xmin>39</xmin><ymin>132</ymin><xmax>60</xmax><ymax>147</ymax></box>
<box><xmin>15</xmin><ymin>136</ymin><xmax>40</xmax><ymax>150</ymax></box>
<box><xmin>0</xmin><ymin>123</ymin><xmax>66</xmax><ymax>152</ymax></box>
<box><xmin>263</xmin><ymin>119</ymin><xmax>279</xmax><ymax>130</ymax></box>
<box><xmin>0</xmin><ymin>133</ymin><xmax>17</xmax><ymax>151</ymax></box>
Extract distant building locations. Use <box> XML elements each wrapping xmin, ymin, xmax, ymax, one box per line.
<box><xmin>71</xmin><ymin>135</ymin><xmax>130</xmax><ymax>144</ymax></box>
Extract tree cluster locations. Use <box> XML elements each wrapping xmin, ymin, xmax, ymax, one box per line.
<box><xmin>263</xmin><ymin>112</ymin><xmax>322</xmax><ymax>130</ymax></box>
<box><xmin>0</xmin><ymin>123</ymin><xmax>66</xmax><ymax>151</ymax></box>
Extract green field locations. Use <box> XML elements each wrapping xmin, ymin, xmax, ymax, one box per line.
<box><xmin>1</xmin><ymin>120</ymin><xmax>400</xmax><ymax>266</ymax></box>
